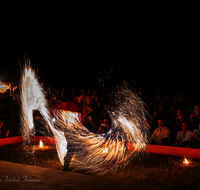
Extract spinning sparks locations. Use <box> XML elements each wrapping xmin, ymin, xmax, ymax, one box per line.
<box><xmin>20</xmin><ymin>59</ymin><xmax>150</xmax><ymax>174</ymax></box>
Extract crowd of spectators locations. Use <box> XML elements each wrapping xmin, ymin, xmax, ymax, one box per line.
<box><xmin>138</xmin><ymin>87</ymin><xmax>200</xmax><ymax>148</ymax></box>
<box><xmin>1</xmin><ymin>84</ymin><xmax>200</xmax><ymax>150</ymax></box>
<box><xmin>0</xmin><ymin>88</ymin><xmax>21</xmax><ymax>138</ymax></box>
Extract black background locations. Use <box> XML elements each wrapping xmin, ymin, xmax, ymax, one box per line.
<box><xmin>0</xmin><ymin>5</ymin><xmax>199</xmax><ymax>93</ymax></box>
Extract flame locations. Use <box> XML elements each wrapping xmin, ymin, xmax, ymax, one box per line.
<box><xmin>20</xmin><ymin>59</ymin><xmax>150</xmax><ymax>174</ymax></box>
<box><xmin>39</xmin><ymin>140</ymin><xmax>43</xmax><ymax>148</ymax></box>
<box><xmin>183</xmin><ymin>158</ymin><xmax>189</xmax><ymax>164</ymax></box>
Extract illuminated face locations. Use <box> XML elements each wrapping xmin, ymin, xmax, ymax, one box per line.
<box><xmin>182</xmin><ymin>123</ymin><xmax>187</xmax><ymax>131</ymax></box>
<box><xmin>0</xmin><ymin>121</ymin><xmax>3</xmax><ymax>128</ymax></box>
<box><xmin>177</xmin><ymin>110</ymin><xmax>181</xmax><ymax>116</ymax></box>
<box><xmin>158</xmin><ymin>120</ymin><xmax>163</xmax><ymax>128</ymax></box>
<box><xmin>77</xmin><ymin>95</ymin><xmax>83</xmax><ymax>103</ymax></box>
<box><xmin>85</xmin><ymin>96</ymin><xmax>90</xmax><ymax>104</ymax></box>
<box><xmin>153</xmin><ymin>111</ymin><xmax>157</xmax><ymax>117</ymax></box>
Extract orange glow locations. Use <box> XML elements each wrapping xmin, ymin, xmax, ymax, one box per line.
<box><xmin>39</xmin><ymin>140</ymin><xmax>43</xmax><ymax>148</ymax></box>
<box><xmin>72</xmin><ymin>155</ymin><xmax>76</xmax><ymax>161</ymax></box>
<box><xmin>183</xmin><ymin>158</ymin><xmax>189</xmax><ymax>164</ymax></box>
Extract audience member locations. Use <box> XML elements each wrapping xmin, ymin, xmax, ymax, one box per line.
<box><xmin>190</xmin><ymin>105</ymin><xmax>200</xmax><ymax>130</ymax></box>
<box><xmin>49</xmin><ymin>94</ymin><xmax>63</xmax><ymax>109</ymax></box>
<box><xmin>96</xmin><ymin>118</ymin><xmax>110</xmax><ymax>133</ymax></box>
<box><xmin>91</xmin><ymin>90</ymin><xmax>101</xmax><ymax>112</ymax></box>
<box><xmin>151</xmin><ymin>118</ymin><xmax>170</xmax><ymax>145</ymax></box>
<box><xmin>60</xmin><ymin>91</ymin><xmax>85</xmax><ymax>123</ymax></box>
<box><xmin>174</xmin><ymin>122</ymin><xmax>192</xmax><ymax>148</ymax></box>
<box><xmin>83</xmin><ymin>95</ymin><xmax>93</xmax><ymax>116</ymax></box>
<box><xmin>191</xmin><ymin>122</ymin><xmax>200</xmax><ymax>148</ymax></box>
<box><xmin>171</xmin><ymin>109</ymin><xmax>183</xmax><ymax>145</ymax></box>
<box><xmin>0</xmin><ymin>119</ymin><xmax>10</xmax><ymax>138</ymax></box>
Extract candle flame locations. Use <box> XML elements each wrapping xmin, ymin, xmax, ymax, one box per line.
<box><xmin>183</xmin><ymin>158</ymin><xmax>189</xmax><ymax>164</ymax></box>
<box><xmin>39</xmin><ymin>140</ymin><xmax>43</xmax><ymax>148</ymax></box>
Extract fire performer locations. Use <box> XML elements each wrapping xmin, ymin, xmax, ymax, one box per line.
<box><xmin>60</xmin><ymin>92</ymin><xmax>85</xmax><ymax>171</ymax></box>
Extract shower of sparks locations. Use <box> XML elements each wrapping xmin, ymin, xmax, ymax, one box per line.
<box><xmin>20</xmin><ymin>59</ymin><xmax>150</xmax><ymax>174</ymax></box>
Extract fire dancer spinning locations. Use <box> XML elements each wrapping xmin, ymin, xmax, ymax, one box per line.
<box><xmin>20</xmin><ymin>60</ymin><xmax>149</xmax><ymax>174</ymax></box>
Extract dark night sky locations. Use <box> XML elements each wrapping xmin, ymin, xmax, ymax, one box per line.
<box><xmin>0</xmin><ymin>6</ymin><xmax>199</xmax><ymax>92</ymax></box>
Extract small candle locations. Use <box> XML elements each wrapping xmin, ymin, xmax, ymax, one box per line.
<box><xmin>183</xmin><ymin>158</ymin><xmax>190</xmax><ymax>165</ymax></box>
<box><xmin>39</xmin><ymin>140</ymin><xmax>43</xmax><ymax>148</ymax></box>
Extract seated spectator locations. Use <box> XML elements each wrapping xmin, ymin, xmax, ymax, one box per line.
<box><xmin>151</xmin><ymin>118</ymin><xmax>170</xmax><ymax>145</ymax></box>
<box><xmin>191</xmin><ymin>122</ymin><xmax>200</xmax><ymax>148</ymax></box>
<box><xmin>49</xmin><ymin>94</ymin><xmax>63</xmax><ymax>109</ymax></box>
<box><xmin>0</xmin><ymin>119</ymin><xmax>10</xmax><ymax>138</ymax></box>
<box><xmin>174</xmin><ymin>122</ymin><xmax>192</xmax><ymax>148</ymax></box>
<box><xmin>60</xmin><ymin>91</ymin><xmax>85</xmax><ymax>123</ymax></box>
<box><xmin>190</xmin><ymin>105</ymin><xmax>200</xmax><ymax>130</ymax></box>
<box><xmin>96</xmin><ymin>118</ymin><xmax>110</xmax><ymax>133</ymax></box>
<box><xmin>83</xmin><ymin>95</ymin><xmax>93</xmax><ymax>116</ymax></box>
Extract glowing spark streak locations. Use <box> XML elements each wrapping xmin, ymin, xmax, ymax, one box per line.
<box><xmin>20</xmin><ymin>59</ymin><xmax>150</xmax><ymax>174</ymax></box>
<box><xmin>20</xmin><ymin>61</ymin><xmax>67</xmax><ymax>165</ymax></box>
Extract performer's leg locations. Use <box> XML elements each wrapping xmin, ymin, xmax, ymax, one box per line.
<box><xmin>63</xmin><ymin>142</ymin><xmax>75</xmax><ymax>171</ymax></box>
<box><xmin>63</xmin><ymin>151</ymin><xmax>74</xmax><ymax>171</ymax></box>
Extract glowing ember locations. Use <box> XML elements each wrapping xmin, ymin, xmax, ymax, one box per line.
<box><xmin>39</xmin><ymin>140</ymin><xmax>43</xmax><ymax>148</ymax></box>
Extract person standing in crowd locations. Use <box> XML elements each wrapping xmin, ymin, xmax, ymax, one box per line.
<box><xmin>171</xmin><ymin>109</ymin><xmax>183</xmax><ymax>145</ymax></box>
<box><xmin>191</xmin><ymin>122</ymin><xmax>200</xmax><ymax>148</ymax></box>
<box><xmin>151</xmin><ymin>118</ymin><xmax>170</xmax><ymax>145</ymax></box>
<box><xmin>190</xmin><ymin>105</ymin><xmax>200</xmax><ymax>130</ymax></box>
<box><xmin>91</xmin><ymin>90</ymin><xmax>101</xmax><ymax>112</ymax></box>
<box><xmin>174</xmin><ymin>122</ymin><xmax>192</xmax><ymax>148</ymax></box>
<box><xmin>83</xmin><ymin>95</ymin><xmax>93</xmax><ymax>116</ymax></box>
